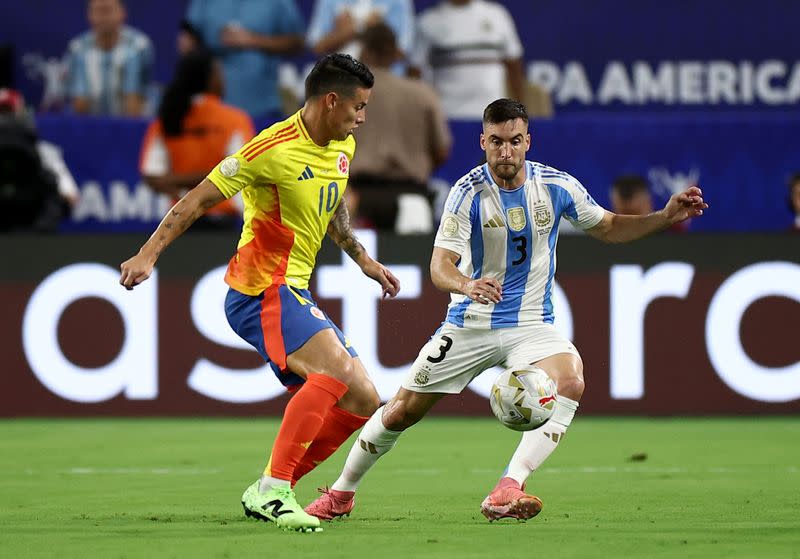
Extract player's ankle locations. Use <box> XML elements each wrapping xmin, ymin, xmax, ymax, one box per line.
<box><xmin>330</xmin><ymin>488</ymin><xmax>355</xmax><ymax>499</ymax></box>
<box><xmin>495</xmin><ymin>476</ymin><xmax>522</xmax><ymax>491</ymax></box>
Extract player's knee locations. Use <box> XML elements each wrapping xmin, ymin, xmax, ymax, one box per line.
<box><xmin>318</xmin><ymin>352</ymin><xmax>357</xmax><ymax>385</ymax></box>
<box><xmin>557</xmin><ymin>374</ymin><xmax>585</xmax><ymax>401</ymax></box>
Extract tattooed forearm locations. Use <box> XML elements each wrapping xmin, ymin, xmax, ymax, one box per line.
<box><xmin>328</xmin><ymin>202</ymin><xmax>366</xmax><ymax>263</ymax></box>
<box><xmin>146</xmin><ymin>197</ymin><xmax>208</xmax><ymax>258</ymax></box>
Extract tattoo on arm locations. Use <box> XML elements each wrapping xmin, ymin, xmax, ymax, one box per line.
<box><xmin>327</xmin><ymin>202</ymin><xmax>365</xmax><ymax>263</ymax></box>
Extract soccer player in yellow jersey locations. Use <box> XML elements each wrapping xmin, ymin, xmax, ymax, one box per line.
<box><xmin>119</xmin><ymin>54</ymin><xmax>400</xmax><ymax>533</ymax></box>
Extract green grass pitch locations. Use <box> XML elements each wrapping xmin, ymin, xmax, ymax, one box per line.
<box><xmin>1</xmin><ymin>417</ymin><xmax>798</xmax><ymax>559</ymax></box>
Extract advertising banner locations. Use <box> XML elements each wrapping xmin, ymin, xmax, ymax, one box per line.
<box><xmin>2</xmin><ymin>231</ymin><xmax>798</xmax><ymax>416</ymax></box>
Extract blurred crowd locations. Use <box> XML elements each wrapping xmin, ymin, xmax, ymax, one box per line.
<box><xmin>0</xmin><ymin>0</ymin><xmax>797</xmax><ymax>233</ymax></box>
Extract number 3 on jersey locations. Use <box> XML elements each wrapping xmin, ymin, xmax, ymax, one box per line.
<box><xmin>318</xmin><ymin>181</ymin><xmax>339</xmax><ymax>215</ymax></box>
<box><xmin>511</xmin><ymin>235</ymin><xmax>527</xmax><ymax>266</ymax></box>
<box><xmin>426</xmin><ymin>335</ymin><xmax>453</xmax><ymax>363</ymax></box>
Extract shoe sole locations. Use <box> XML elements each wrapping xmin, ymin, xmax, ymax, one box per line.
<box><xmin>481</xmin><ymin>497</ymin><xmax>543</xmax><ymax>522</ymax></box>
<box><xmin>308</xmin><ymin>511</ymin><xmax>351</xmax><ymax>522</ymax></box>
<box><xmin>242</xmin><ymin>502</ymin><xmax>323</xmax><ymax>533</ymax></box>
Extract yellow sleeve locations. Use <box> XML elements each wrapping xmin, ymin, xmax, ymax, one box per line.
<box><xmin>207</xmin><ymin>134</ymin><xmax>279</xmax><ymax>199</ymax></box>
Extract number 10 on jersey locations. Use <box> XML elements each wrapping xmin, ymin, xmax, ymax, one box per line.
<box><xmin>318</xmin><ymin>182</ymin><xmax>339</xmax><ymax>215</ymax></box>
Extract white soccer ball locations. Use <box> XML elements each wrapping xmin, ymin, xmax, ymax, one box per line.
<box><xmin>490</xmin><ymin>366</ymin><xmax>557</xmax><ymax>432</ymax></box>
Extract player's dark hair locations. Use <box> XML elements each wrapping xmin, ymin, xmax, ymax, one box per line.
<box><xmin>305</xmin><ymin>54</ymin><xmax>374</xmax><ymax>100</ymax></box>
<box><xmin>612</xmin><ymin>175</ymin><xmax>650</xmax><ymax>200</ymax></box>
<box><xmin>158</xmin><ymin>50</ymin><xmax>214</xmax><ymax>137</ymax></box>
<box><xmin>483</xmin><ymin>98</ymin><xmax>529</xmax><ymax>125</ymax></box>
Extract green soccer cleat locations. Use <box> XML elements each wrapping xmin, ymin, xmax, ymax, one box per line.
<box><xmin>241</xmin><ymin>481</ymin><xmax>323</xmax><ymax>533</ymax></box>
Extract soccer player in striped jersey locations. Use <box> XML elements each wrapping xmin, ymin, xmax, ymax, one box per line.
<box><xmin>306</xmin><ymin>98</ymin><xmax>707</xmax><ymax>522</ymax></box>
<box><xmin>119</xmin><ymin>54</ymin><xmax>400</xmax><ymax>532</ymax></box>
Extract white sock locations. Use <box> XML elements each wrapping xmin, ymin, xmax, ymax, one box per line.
<box><xmin>504</xmin><ymin>395</ymin><xmax>579</xmax><ymax>486</ymax></box>
<box><xmin>258</xmin><ymin>475</ymin><xmax>290</xmax><ymax>493</ymax></box>
<box><xmin>331</xmin><ymin>406</ymin><xmax>402</xmax><ymax>492</ymax></box>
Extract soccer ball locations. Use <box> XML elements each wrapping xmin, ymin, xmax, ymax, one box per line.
<box><xmin>490</xmin><ymin>366</ymin><xmax>557</xmax><ymax>432</ymax></box>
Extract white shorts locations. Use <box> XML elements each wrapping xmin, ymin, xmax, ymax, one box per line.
<box><xmin>402</xmin><ymin>322</ymin><xmax>580</xmax><ymax>394</ymax></box>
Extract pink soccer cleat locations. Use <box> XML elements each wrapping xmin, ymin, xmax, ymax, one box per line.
<box><xmin>480</xmin><ymin>477</ymin><xmax>543</xmax><ymax>521</ymax></box>
<box><xmin>304</xmin><ymin>487</ymin><xmax>355</xmax><ymax>521</ymax></box>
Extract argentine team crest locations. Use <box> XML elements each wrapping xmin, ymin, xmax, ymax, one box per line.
<box><xmin>506</xmin><ymin>207</ymin><xmax>526</xmax><ymax>231</ymax></box>
<box><xmin>532</xmin><ymin>201</ymin><xmax>553</xmax><ymax>235</ymax></box>
<box><xmin>337</xmin><ymin>152</ymin><xmax>349</xmax><ymax>175</ymax></box>
<box><xmin>534</xmin><ymin>206</ymin><xmax>551</xmax><ymax>228</ymax></box>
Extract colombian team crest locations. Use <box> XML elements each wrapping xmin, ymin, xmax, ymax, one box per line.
<box><xmin>506</xmin><ymin>207</ymin><xmax>526</xmax><ymax>231</ymax></box>
<box><xmin>310</xmin><ymin>307</ymin><xmax>326</xmax><ymax>321</ymax></box>
<box><xmin>337</xmin><ymin>152</ymin><xmax>349</xmax><ymax>175</ymax></box>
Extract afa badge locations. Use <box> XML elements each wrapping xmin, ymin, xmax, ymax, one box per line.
<box><xmin>506</xmin><ymin>207</ymin><xmax>526</xmax><ymax>231</ymax></box>
<box><xmin>414</xmin><ymin>368</ymin><xmax>430</xmax><ymax>386</ymax></box>
<box><xmin>337</xmin><ymin>152</ymin><xmax>349</xmax><ymax>175</ymax></box>
<box><xmin>534</xmin><ymin>207</ymin><xmax>551</xmax><ymax>228</ymax></box>
<box><xmin>533</xmin><ymin>201</ymin><xmax>552</xmax><ymax>235</ymax></box>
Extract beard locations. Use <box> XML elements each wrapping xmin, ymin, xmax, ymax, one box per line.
<box><xmin>491</xmin><ymin>161</ymin><xmax>521</xmax><ymax>181</ymax></box>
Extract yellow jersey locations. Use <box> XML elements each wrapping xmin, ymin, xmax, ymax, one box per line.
<box><xmin>207</xmin><ymin>110</ymin><xmax>356</xmax><ymax>295</ymax></box>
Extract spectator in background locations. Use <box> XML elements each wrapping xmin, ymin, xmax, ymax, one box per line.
<box><xmin>611</xmin><ymin>174</ymin><xmax>688</xmax><ymax>232</ymax></box>
<box><xmin>610</xmin><ymin>175</ymin><xmax>654</xmax><ymax>216</ymax></box>
<box><xmin>307</xmin><ymin>0</ymin><xmax>414</xmax><ymax>62</ymax></box>
<box><xmin>186</xmin><ymin>0</ymin><xmax>304</xmax><ymax>123</ymax></box>
<box><xmin>348</xmin><ymin>23</ymin><xmax>452</xmax><ymax>233</ymax></box>
<box><xmin>789</xmin><ymin>173</ymin><xmax>800</xmax><ymax>232</ymax></box>
<box><xmin>410</xmin><ymin>0</ymin><xmax>524</xmax><ymax>120</ymax></box>
<box><xmin>64</xmin><ymin>0</ymin><xmax>154</xmax><ymax>116</ymax></box>
<box><xmin>177</xmin><ymin>19</ymin><xmax>205</xmax><ymax>56</ymax></box>
<box><xmin>139</xmin><ymin>50</ymin><xmax>254</xmax><ymax>230</ymax></box>
<box><xmin>0</xmin><ymin>89</ymin><xmax>78</xmax><ymax>231</ymax></box>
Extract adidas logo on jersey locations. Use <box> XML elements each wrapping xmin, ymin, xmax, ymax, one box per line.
<box><xmin>297</xmin><ymin>166</ymin><xmax>315</xmax><ymax>181</ymax></box>
<box><xmin>483</xmin><ymin>216</ymin><xmax>505</xmax><ymax>228</ymax></box>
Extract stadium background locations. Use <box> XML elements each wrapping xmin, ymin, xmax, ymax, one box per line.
<box><xmin>2</xmin><ymin>4</ymin><xmax>799</xmax><ymax>558</ymax></box>
<box><xmin>1</xmin><ymin>0</ymin><xmax>798</xmax><ymax>417</ymax></box>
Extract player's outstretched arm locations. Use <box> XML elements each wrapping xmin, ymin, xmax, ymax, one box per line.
<box><xmin>119</xmin><ymin>179</ymin><xmax>225</xmax><ymax>290</ymax></box>
<box><xmin>327</xmin><ymin>201</ymin><xmax>400</xmax><ymax>298</ymax></box>
<box><xmin>430</xmin><ymin>247</ymin><xmax>502</xmax><ymax>305</ymax></box>
<box><xmin>586</xmin><ymin>186</ymin><xmax>708</xmax><ymax>244</ymax></box>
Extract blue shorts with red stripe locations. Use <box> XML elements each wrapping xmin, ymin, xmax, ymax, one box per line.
<box><xmin>225</xmin><ymin>285</ymin><xmax>357</xmax><ymax>388</ymax></box>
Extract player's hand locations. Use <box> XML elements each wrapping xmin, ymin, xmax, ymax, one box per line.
<box><xmin>361</xmin><ymin>258</ymin><xmax>401</xmax><ymax>299</ymax></box>
<box><xmin>462</xmin><ymin>277</ymin><xmax>503</xmax><ymax>305</ymax></box>
<box><xmin>119</xmin><ymin>253</ymin><xmax>155</xmax><ymax>291</ymax></box>
<box><xmin>663</xmin><ymin>186</ymin><xmax>708</xmax><ymax>224</ymax></box>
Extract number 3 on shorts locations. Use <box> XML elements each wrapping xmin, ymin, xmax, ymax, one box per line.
<box><xmin>426</xmin><ymin>335</ymin><xmax>453</xmax><ymax>364</ymax></box>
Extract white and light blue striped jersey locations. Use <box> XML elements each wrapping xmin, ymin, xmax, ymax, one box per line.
<box><xmin>434</xmin><ymin>161</ymin><xmax>605</xmax><ymax>329</ymax></box>
<box><xmin>65</xmin><ymin>26</ymin><xmax>154</xmax><ymax>116</ymax></box>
